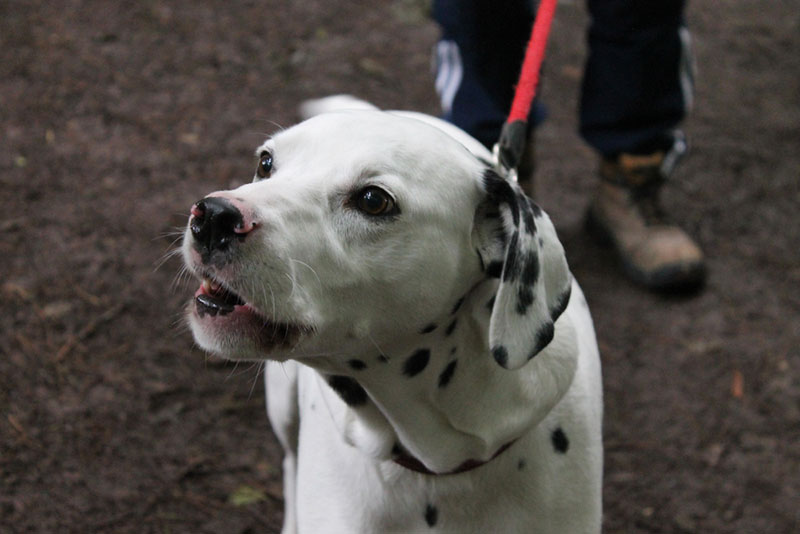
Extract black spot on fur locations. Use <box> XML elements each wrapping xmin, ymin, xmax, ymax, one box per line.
<box><xmin>420</xmin><ymin>323</ymin><xmax>437</xmax><ymax>334</ymax></box>
<box><xmin>524</xmin><ymin>216</ymin><xmax>537</xmax><ymax>236</ymax></box>
<box><xmin>425</xmin><ymin>504</ymin><xmax>438</xmax><ymax>527</ymax></box>
<box><xmin>502</xmin><ymin>232</ymin><xmax>521</xmax><ymax>282</ymax></box>
<box><xmin>327</xmin><ymin>375</ymin><xmax>367</xmax><ymax>406</ymax></box>
<box><xmin>492</xmin><ymin>345</ymin><xmax>508</xmax><ymax>367</ymax></box>
<box><xmin>529</xmin><ymin>322</ymin><xmax>555</xmax><ymax>359</ymax></box>
<box><xmin>551</xmin><ymin>427</ymin><xmax>569</xmax><ymax>453</ymax></box>
<box><xmin>530</xmin><ymin>200</ymin><xmax>543</xmax><ymax>218</ymax></box>
<box><xmin>517</xmin><ymin>286</ymin><xmax>534</xmax><ymax>315</ymax></box>
<box><xmin>507</xmin><ymin>198</ymin><xmax>521</xmax><ymax>229</ymax></box>
<box><xmin>482</xmin><ymin>168</ymin><xmax>520</xmax><ymax>227</ymax></box>
<box><xmin>492</xmin><ymin>226</ymin><xmax>509</xmax><ymax>248</ymax></box>
<box><xmin>438</xmin><ymin>360</ymin><xmax>458</xmax><ymax>388</ymax></box>
<box><xmin>517</xmin><ymin>458</ymin><xmax>526</xmax><ymax>471</ymax></box>
<box><xmin>520</xmin><ymin>248</ymin><xmax>540</xmax><ymax>287</ymax></box>
<box><xmin>514</xmin><ymin>246</ymin><xmax>541</xmax><ymax>313</ymax></box>
<box><xmin>445</xmin><ymin>319</ymin><xmax>457</xmax><ymax>336</ymax></box>
<box><xmin>483</xmin><ymin>168</ymin><xmax>515</xmax><ymax>204</ymax></box>
<box><xmin>451</xmin><ymin>296</ymin><xmax>465</xmax><ymax>315</ymax></box>
<box><xmin>486</xmin><ymin>260</ymin><xmax>504</xmax><ymax>279</ymax></box>
<box><xmin>377</xmin><ymin>354</ymin><xmax>389</xmax><ymax>363</ymax></box>
<box><xmin>517</xmin><ymin>192</ymin><xmax>536</xmax><ymax>234</ymax></box>
<box><xmin>449</xmin><ymin>346</ymin><xmax>457</xmax><ymax>355</ymax></box>
<box><xmin>403</xmin><ymin>349</ymin><xmax>430</xmax><ymax>377</ymax></box>
<box><xmin>347</xmin><ymin>359</ymin><xmax>367</xmax><ymax>371</ymax></box>
<box><xmin>550</xmin><ymin>284</ymin><xmax>572</xmax><ymax>322</ymax></box>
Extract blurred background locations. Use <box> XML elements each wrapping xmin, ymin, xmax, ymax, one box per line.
<box><xmin>1</xmin><ymin>1</ymin><xmax>798</xmax><ymax>532</ymax></box>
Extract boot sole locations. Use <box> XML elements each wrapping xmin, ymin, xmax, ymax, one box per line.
<box><xmin>585</xmin><ymin>208</ymin><xmax>706</xmax><ymax>294</ymax></box>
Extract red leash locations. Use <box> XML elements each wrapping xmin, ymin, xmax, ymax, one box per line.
<box><xmin>495</xmin><ymin>0</ymin><xmax>558</xmax><ymax>175</ymax></box>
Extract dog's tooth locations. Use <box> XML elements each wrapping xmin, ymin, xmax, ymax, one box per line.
<box><xmin>202</xmin><ymin>278</ymin><xmax>213</xmax><ymax>292</ymax></box>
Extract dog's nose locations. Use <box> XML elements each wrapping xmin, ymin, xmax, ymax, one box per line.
<box><xmin>190</xmin><ymin>196</ymin><xmax>251</xmax><ymax>254</ymax></box>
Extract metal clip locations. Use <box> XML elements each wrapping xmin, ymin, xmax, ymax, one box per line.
<box><xmin>491</xmin><ymin>143</ymin><xmax>518</xmax><ymax>183</ymax></box>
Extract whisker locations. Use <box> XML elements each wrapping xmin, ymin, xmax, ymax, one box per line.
<box><xmin>225</xmin><ymin>360</ymin><xmax>242</xmax><ymax>381</ymax></box>
<box><xmin>224</xmin><ymin>360</ymin><xmax>263</xmax><ymax>381</ymax></box>
<box><xmin>284</xmin><ymin>272</ymin><xmax>297</xmax><ymax>301</ymax></box>
<box><xmin>156</xmin><ymin>247</ymin><xmax>186</xmax><ymax>274</ymax></box>
<box><xmin>366</xmin><ymin>334</ymin><xmax>390</xmax><ymax>361</ymax></box>
<box><xmin>153</xmin><ymin>226</ymin><xmax>187</xmax><ymax>242</ymax></box>
<box><xmin>169</xmin><ymin>264</ymin><xmax>196</xmax><ymax>294</ymax></box>
<box><xmin>261</xmin><ymin>285</ymin><xmax>273</xmax><ymax>320</ymax></box>
<box><xmin>170</xmin><ymin>312</ymin><xmax>193</xmax><ymax>337</ymax></box>
<box><xmin>249</xmin><ymin>120</ymin><xmax>285</xmax><ymax>134</ymax></box>
<box><xmin>289</xmin><ymin>258</ymin><xmax>321</xmax><ymax>286</ymax></box>
<box><xmin>249</xmin><ymin>361</ymin><xmax>265</xmax><ymax>399</ymax></box>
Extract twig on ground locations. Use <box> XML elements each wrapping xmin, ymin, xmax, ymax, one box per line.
<box><xmin>54</xmin><ymin>302</ymin><xmax>126</xmax><ymax>362</ymax></box>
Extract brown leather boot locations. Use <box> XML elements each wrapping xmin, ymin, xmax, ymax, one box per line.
<box><xmin>586</xmin><ymin>152</ymin><xmax>705</xmax><ymax>292</ymax></box>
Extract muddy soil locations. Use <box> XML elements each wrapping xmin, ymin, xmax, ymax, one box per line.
<box><xmin>1</xmin><ymin>1</ymin><xmax>798</xmax><ymax>532</ymax></box>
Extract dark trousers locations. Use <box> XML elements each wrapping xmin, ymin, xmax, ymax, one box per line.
<box><xmin>433</xmin><ymin>0</ymin><xmax>693</xmax><ymax>157</ymax></box>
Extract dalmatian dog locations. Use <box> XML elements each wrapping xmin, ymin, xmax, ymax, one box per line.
<box><xmin>182</xmin><ymin>96</ymin><xmax>603</xmax><ymax>533</ymax></box>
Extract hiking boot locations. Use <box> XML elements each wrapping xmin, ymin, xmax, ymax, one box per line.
<box><xmin>586</xmin><ymin>152</ymin><xmax>706</xmax><ymax>292</ymax></box>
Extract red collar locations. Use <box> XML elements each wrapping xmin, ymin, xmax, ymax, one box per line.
<box><xmin>392</xmin><ymin>440</ymin><xmax>517</xmax><ymax>476</ymax></box>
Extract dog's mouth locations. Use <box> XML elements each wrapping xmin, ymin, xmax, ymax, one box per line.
<box><xmin>195</xmin><ymin>277</ymin><xmax>246</xmax><ymax>317</ymax></box>
<box><xmin>191</xmin><ymin>273</ymin><xmax>310</xmax><ymax>353</ymax></box>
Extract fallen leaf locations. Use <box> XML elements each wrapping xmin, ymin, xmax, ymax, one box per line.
<box><xmin>731</xmin><ymin>369</ymin><xmax>744</xmax><ymax>399</ymax></box>
<box><xmin>179</xmin><ymin>132</ymin><xmax>199</xmax><ymax>145</ymax></box>
<box><xmin>358</xmin><ymin>57</ymin><xmax>386</xmax><ymax>77</ymax></box>
<box><xmin>228</xmin><ymin>485</ymin><xmax>266</xmax><ymax>507</ymax></box>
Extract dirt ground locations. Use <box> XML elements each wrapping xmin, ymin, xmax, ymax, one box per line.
<box><xmin>1</xmin><ymin>1</ymin><xmax>798</xmax><ymax>532</ymax></box>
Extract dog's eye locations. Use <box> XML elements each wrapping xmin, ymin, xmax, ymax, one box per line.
<box><xmin>256</xmin><ymin>151</ymin><xmax>273</xmax><ymax>179</ymax></box>
<box><xmin>354</xmin><ymin>186</ymin><xmax>397</xmax><ymax>217</ymax></box>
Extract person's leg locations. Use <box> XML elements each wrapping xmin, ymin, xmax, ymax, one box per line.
<box><xmin>581</xmin><ymin>0</ymin><xmax>692</xmax><ymax>156</ymax></box>
<box><xmin>432</xmin><ymin>0</ymin><xmax>541</xmax><ymax>151</ymax></box>
<box><xmin>581</xmin><ymin>0</ymin><xmax>704</xmax><ymax>292</ymax></box>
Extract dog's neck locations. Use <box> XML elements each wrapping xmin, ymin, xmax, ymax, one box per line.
<box><xmin>295</xmin><ymin>279</ymin><xmax>579</xmax><ymax>474</ymax></box>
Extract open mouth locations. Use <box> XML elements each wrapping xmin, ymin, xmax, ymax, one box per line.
<box><xmin>195</xmin><ymin>277</ymin><xmax>246</xmax><ymax>317</ymax></box>
<box><xmin>191</xmin><ymin>274</ymin><xmax>310</xmax><ymax>352</ymax></box>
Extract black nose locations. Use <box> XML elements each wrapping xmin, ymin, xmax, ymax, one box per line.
<box><xmin>190</xmin><ymin>197</ymin><xmax>244</xmax><ymax>255</ymax></box>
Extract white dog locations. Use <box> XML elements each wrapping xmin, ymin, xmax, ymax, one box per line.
<box><xmin>182</xmin><ymin>96</ymin><xmax>603</xmax><ymax>533</ymax></box>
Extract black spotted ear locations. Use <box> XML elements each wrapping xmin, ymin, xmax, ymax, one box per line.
<box><xmin>479</xmin><ymin>168</ymin><xmax>572</xmax><ymax>370</ymax></box>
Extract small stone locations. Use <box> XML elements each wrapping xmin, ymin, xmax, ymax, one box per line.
<box><xmin>673</xmin><ymin>511</ymin><xmax>698</xmax><ymax>533</ymax></box>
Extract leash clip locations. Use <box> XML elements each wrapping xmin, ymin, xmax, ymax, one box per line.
<box><xmin>491</xmin><ymin>142</ymin><xmax>519</xmax><ymax>183</ymax></box>
<box><xmin>493</xmin><ymin>119</ymin><xmax>528</xmax><ymax>183</ymax></box>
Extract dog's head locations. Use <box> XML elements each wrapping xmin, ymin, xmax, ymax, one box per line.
<box><xmin>182</xmin><ymin>110</ymin><xmax>570</xmax><ymax>369</ymax></box>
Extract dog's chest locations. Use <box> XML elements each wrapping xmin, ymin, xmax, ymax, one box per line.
<box><xmin>293</xmin><ymin>368</ymin><xmax>581</xmax><ymax>533</ymax></box>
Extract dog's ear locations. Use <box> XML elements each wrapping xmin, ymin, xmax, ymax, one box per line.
<box><xmin>476</xmin><ymin>168</ymin><xmax>572</xmax><ymax>370</ymax></box>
